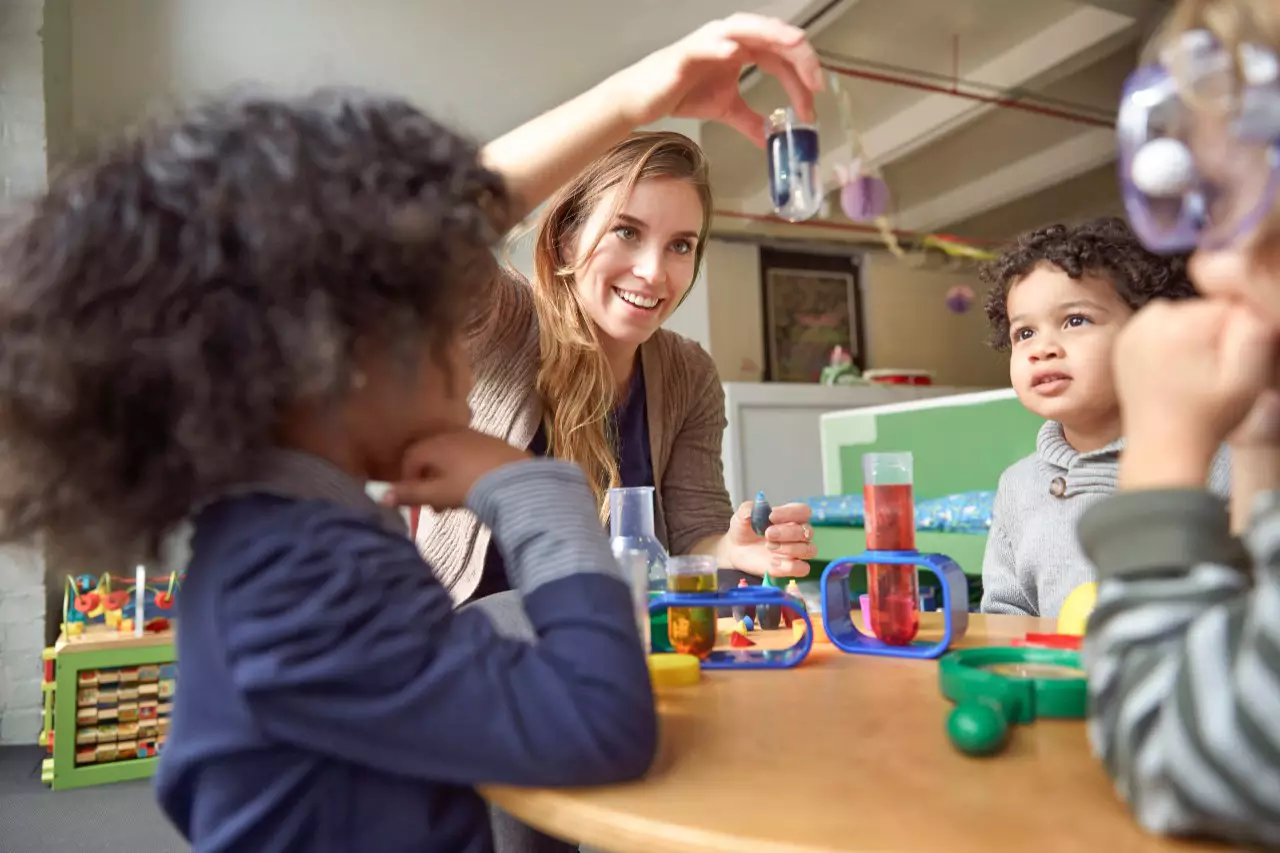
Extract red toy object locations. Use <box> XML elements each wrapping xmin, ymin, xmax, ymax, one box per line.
<box><xmin>863</xmin><ymin>369</ymin><xmax>934</xmax><ymax>386</ymax></box>
<box><xmin>73</xmin><ymin>593</ymin><xmax>100</xmax><ymax>614</ymax></box>
<box><xmin>154</xmin><ymin>592</ymin><xmax>173</xmax><ymax>610</ymax></box>
<box><xmin>145</xmin><ymin>618</ymin><xmax>171</xmax><ymax>634</ymax></box>
<box><xmin>1012</xmin><ymin>632</ymin><xmax>1082</xmax><ymax>651</ymax></box>
<box><xmin>729</xmin><ymin>631</ymin><xmax>756</xmax><ymax>648</ymax></box>
<box><xmin>104</xmin><ymin>590</ymin><xmax>130</xmax><ymax>611</ymax></box>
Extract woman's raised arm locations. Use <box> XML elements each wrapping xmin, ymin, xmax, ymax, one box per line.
<box><xmin>480</xmin><ymin>13</ymin><xmax>822</xmax><ymax>227</ymax></box>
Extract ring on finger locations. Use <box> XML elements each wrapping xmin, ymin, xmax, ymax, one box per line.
<box><xmin>802</xmin><ymin>524</ymin><xmax>811</xmax><ymax>541</ymax></box>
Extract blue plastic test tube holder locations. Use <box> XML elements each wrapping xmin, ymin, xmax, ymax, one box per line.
<box><xmin>648</xmin><ymin>585</ymin><xmax>813</xmax><ymax>669</ymax></box>
<box><xmin>820</xmin><ymin>550</ymin><xmax>969</xmax><ymax>659</ymax></box>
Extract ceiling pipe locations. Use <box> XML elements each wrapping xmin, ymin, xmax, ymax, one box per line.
<box><xmin>820</xmin><ymin>61</ymin><xmax>1115</xmax><ymax>128</ymax></box>
<box><xmin>712</xmin><ymin>209</ymin><xmax>998</xmax><ymax>247</ymax></box>
<box><xmin>820</xmin><ymin>50</ymin><xmax>1119</xmax><ymax>119</ymax></box>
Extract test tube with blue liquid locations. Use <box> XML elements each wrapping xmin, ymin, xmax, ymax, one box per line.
<box><xmin>766</xmin><ymin>107</ymin><xmax>822</xmax><ymax>223</ymax></box>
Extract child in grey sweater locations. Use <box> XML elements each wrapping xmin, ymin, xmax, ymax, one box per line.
<box><xmin>977</xmin><ymin>218</ymin><xmax>1230</xmax><ymax>617</ymax></box>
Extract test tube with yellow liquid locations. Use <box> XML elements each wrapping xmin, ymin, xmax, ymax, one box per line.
<box><xmin>665</xmin><ymin>555</ymin><xmax>718</xmax><ymax>659</ymax></box>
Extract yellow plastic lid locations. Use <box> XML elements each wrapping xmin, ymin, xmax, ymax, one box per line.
<box><xmin>648</xmin><ymin>653</ymin><xmax>701</xmax><ymax>688</ymax></box>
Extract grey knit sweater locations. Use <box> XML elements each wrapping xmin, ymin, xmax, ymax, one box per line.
<box><xmin>980</xmin><ymin>420</ymin><xmax>1232</xmax><ymax>618</ymax></box>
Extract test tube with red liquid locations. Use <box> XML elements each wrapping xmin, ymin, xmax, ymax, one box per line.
<box><xmin>863</xmin><ymin>452</ymin><xmax>919</xmax><ymax>646</ymax></box>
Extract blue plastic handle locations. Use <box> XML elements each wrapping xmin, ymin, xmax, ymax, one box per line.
<box><xmin>820</xmin><ymin>549</ymin><xmax>969</xmax><ymax>660</ymax></box>
<box><xmin>648</xmin><ymin>586</ymin><xmax>813</xmax><ymax>669</ymax></box>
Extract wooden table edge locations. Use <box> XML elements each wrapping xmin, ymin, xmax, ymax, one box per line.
<box><xmin>479</xmin><ymin>613</ymin><xmax>1077</xmax><ymax>853</ymax></box>
<box><xmin>480</xmin><ymin>784</ymin><xmax>850</xmax><ymax>853</ymax></box>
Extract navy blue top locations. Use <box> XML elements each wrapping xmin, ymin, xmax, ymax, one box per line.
<box><xmin>474</xmin><ymin>365</ymin><xmax>652</xmax><ymax>599</ymax></box>
<box><xmin>154</xmin><ymin>490</ymin><xmax>655</xmax><ymax>853</ymax></box>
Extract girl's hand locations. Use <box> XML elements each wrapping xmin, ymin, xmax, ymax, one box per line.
<box><xmin>1115</xmin><ymin>299</ymin><xmax>1277</xmax><ymax>488</ymax></box>
<box><xmin>724</xmin><ymin>500</ymin><xmax>816</xmax><ymax>578</ymax></box>
<box><xmin>383</xmin><ymin>429</ymin><xmax>530</xmax><ymax>511</ymax></box>
<box><xmin>616</xmin><ymin>14</ymin><xmax>824</xmax><ymax>146</ymax></box>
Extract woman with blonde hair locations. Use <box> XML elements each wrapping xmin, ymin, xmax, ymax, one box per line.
<box><xmin>378</xmin><ymin>17</ymin><xmax>824</xmax><ymax>851</ymax></box>
<box><xmin>404</xmin><ymin>94</ymin><xmax>818</xmax><ymax>606</ymax></box>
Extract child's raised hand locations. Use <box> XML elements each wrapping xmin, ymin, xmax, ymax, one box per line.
<box><xmin>1114</xmin><ymin>298</ymin><xmax>1277</xmax><ymax>486</ymax></box>
<box><xmin>383</xmin><ymin>430</ymin><xmax>531</xmax><ymax>511</ymax></box>
<box><xmin>614</xmin><ymin>14</ymin><xmax>824</xmax><ymax>146</ymax></box>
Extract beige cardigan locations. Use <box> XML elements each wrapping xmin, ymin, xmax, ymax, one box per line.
<box><xmin>417</xmin><ymin>268</ymin><xmax>735</xmax><ymax>603</ymax></box>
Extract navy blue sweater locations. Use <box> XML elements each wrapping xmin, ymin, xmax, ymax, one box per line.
<box><xmin>154</xmin><ymin>456</ymin><xmax>657</xmax><ymax>853</ymax></box>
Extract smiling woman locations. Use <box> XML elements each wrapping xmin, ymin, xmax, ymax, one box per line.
<box><xmin>534</xmin><ymin>135</ymin><xmax>711</xmax><ymax>523</ymax></box>
<box><xmin>415</xmin><ymin>131</ymin><xmax>819</xmax><ymax>609</ymax></box>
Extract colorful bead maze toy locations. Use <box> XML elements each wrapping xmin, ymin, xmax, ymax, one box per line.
<box><xmin>38</xmin><ymin>568</ymin><xmax>183</xmax><ymax>790</ymax></box>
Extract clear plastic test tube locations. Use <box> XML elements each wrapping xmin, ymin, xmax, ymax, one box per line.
<box><xmin>863</xmin><ymin>452</ymin><xmax>919</xmax><ymax>645</ymax></box>
<box><xmin>765</xmin><ymin>107</ymin><xmax>822</xmax><ymax>223</ymax></box>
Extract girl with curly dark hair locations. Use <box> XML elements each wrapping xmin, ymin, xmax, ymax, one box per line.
<box><xmin>975</xmin><ymin>216</ymin><xmax>1230</xmax><ymax>619</ymax></box>
<box><xmin>0</xmin><ymin>16</ymin><xmax>821</xmax><ymax>853</ymax></box>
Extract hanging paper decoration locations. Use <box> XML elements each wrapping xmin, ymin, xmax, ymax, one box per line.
<box><xmin>946</xmin><ymin>284</ymin><xmax>976</xmax><ymax>314</ymax></box>
<box><xmin>829</xmin><ymin>71</ymin><xmax>904</xmax><ymax>258</ymax></box>
<box><xmin>921</xmin><ymin>234</ymin><xmax>999</xmax><ymax>263</ymax></box>
<box><xmin>835</xmin><ymin>160</ymin><xmax>892</xmax><ymax>221</ymax></box>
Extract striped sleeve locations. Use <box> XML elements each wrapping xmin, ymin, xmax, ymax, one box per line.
<box><xmin>1077</xmin><ymin>488</ymin><xmax>1280</xmax><ymax>846</ymax></box>
<box><xmin>467</xmin><ymin>457</ymin><xmax>626</xmax><ymax>596</ymax></box>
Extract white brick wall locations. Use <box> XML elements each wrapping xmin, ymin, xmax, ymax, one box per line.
<box><xmin>0</xmin><ymin>0</ymin><xmax>49</xmax><ymax>746</ymax></box>
<box><xmin>0</xmin><ymin>546</ymin><xmax>46</xmax><ymax>744</ymax></box>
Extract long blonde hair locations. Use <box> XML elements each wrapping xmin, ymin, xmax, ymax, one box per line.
<box><xmin>530</xmin><ymin>132</ymin><xmax>712</xmax><ymax>519</ymax></box>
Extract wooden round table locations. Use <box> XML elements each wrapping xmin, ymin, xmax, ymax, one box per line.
<box><xmin>482</xmin><ymin>613</ymin><xmax>1233</xmax><ymax>853</ymax></box>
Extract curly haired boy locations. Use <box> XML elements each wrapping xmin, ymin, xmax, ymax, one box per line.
<box><xmin>977</xmin><ymin>217</ymin><xmax>1230</xmax><ymax>617</ymax></box>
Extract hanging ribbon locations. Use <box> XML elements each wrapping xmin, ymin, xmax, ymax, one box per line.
<box><xmin>828</xmin><ymin>71</ymin><xmax>905</xmax><ymax>259</ymax></box>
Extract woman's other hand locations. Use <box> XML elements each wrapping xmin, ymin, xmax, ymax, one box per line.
<box><xmin>724</xmin><ymin>500</ymin><xmax>816</xmax><ymax>577</ymax></box>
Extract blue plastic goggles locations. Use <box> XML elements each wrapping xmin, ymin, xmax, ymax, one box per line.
<box><xmin>1118</xmin><ymin>28</ymin><xmax>1280</xmax><ymax>253</ymax></box>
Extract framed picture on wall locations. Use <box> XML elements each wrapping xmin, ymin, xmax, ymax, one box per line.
<box><xmin>762</xmin><ymin>264</ymin><xmax>861</xmax><ymax>383</ymax></box>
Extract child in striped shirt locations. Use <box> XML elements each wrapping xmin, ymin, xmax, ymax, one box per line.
<box><xmin>1079</xmin><ymin>0</ymin><xmax>1280</xmax><ymax>844</ymax></box>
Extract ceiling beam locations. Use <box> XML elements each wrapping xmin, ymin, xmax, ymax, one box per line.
<box><xmin>737</xmin><ymin>3</ymin><xmax>1134</xmax><ymax>215</ymax></box>
<box><xmin>893</xmin><ymin>127</ymin><xmax>1118</xmax><ymax>233</ymax></box>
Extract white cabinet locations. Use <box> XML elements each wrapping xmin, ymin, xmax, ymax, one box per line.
<box><xmin>719</xmin><ymin>382</ymin><xmax>979</xmax><ymax>506</ymax></box>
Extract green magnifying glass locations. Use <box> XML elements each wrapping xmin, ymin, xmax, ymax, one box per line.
<box><xmin>938</xmin><ymin>646</ymin><xmax>1087</xmax><ymax>756</ymax></box>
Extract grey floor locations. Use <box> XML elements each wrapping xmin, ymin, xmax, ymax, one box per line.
<box><xmin>0</xmin><ymin>746</ymin><xmax>587</xmax><ymax>853</ymax></box>
<box><xmin>0</xmin><ymin>745</ymin><xmax>187</xmax><ymax>852</ymax></box>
